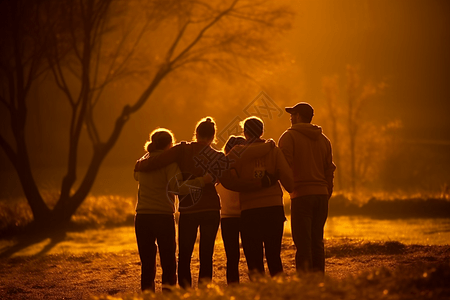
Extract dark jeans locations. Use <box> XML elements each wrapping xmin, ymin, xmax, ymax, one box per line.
<box><xmin>291</xmin><ymin>195</ymin><xmax>329</xmax><ymax>273</ymax></box>
<box><xmin>221</xmin><ymin>217</ymin><xmax>241</xmax><ymax>284</ymax></box>
<box><xmin>240</xmin><ymin>206</ymin><xmax>285</xmax><ymax>278</ymax></box>
<box><xmin>178</xmin><ymin>210</ymin><xmax>220</xmax><ymax>288</ymax></box>
<box><xmin>135</xmin><ymin>214</ymin><xmax>177</xmax><ymax>291</ymax></box>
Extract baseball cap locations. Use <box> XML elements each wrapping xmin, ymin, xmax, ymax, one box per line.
<box><xmin>285</xmin><ymin>102</ymin><xmax>314</xmax><ymax>118</ymax></box>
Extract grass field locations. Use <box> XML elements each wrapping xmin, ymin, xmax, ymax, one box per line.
<box><xmin>1</xmin><ymin>237</ymin><xmax>449</xmax><ymax>299</ymax></box>
<box><xmin>1</xmin><ymin>193</ymin><xmax>450</xmax><ymax>299</ymax></box>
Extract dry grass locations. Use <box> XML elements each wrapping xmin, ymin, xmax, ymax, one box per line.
<box><xmin>1</xmin><ymin>237</ymin><xmax>449</xmax><ymax>299</ymax></box>
<box><xmin>0</xmin><ymin>195</ymin><xmax>136</xmax><ymax>237</ymax></box>
<box><xmin>1</xmin><ymin>193</ymin><xmax>450</xmax><ymax>299</ymax></box>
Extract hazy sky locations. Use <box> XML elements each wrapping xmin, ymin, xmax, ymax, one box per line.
<box><xmin>285</xmin><ymin>0</ymin><xmax>450</xmax><ymax>141</ymax></box>
<box><xmin>1</xmin><ymin>0</ymin><xmax>450</xmax><ymax>197</ymax></box>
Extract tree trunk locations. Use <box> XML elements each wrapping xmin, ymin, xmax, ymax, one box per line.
<box><xmin>15</xmin><ymin>160</ymin><xmax>52</xmax><ymax>224</ymax></box>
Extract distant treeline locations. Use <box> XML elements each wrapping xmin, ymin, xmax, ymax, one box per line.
<box><xmin>329</xmin><ymin>195</ymin><xmax>450</xmax><ymax>219</ymax></box>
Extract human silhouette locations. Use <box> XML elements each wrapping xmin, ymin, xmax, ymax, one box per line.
<box><xmin>216</xmin><ymin>136</ymin><xmax>246</xmax><ymax>284</ymax></box>
<box><xmin>134</xmin><ymin>128</ymin><xmax>207</xmax><ymax>291</ymax></box>
<box><xmin>134</xmin><ymin>117</ymin><xmax>274</xmax><ymax>288</ymax></box>
<box><xmin>225</xmin><ymin>117</ymin><xmax>293</xmax><ymax>278</ymax></box>
<box><xmin>278</xmin><ymin>102</ymin><xmax>336</xmax><ymax>273</ymax></box>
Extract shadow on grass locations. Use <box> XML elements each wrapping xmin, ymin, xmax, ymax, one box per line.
<box><xmin>0</xmin><ymin>225</ymin><xmax>67</xmax><ymax>259</ymax></box>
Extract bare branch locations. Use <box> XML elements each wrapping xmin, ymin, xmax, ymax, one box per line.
<box><xmin>48</xmin><ymin>56</ymin><xmax>76</xmax><ymax>107</ymax></box>
<box><xmin>109</xmin><ymin>19</ymin><xmax>151</xmax><ymax>76</ymax></box>
<box><xmin>90</xmin><ymin>0</ymin><xmax>115</xmax><ymax>91</ymax></box>
<box><xmin>228</xmin><ymin>11</ymin><xmax>277</xmax><ymax>27</ymax></box>
<box><xmin>165</xmin><ymin>21</ymin><xmax>190</xmax><ymax>63</ymax></box>
<box><xmin>85</xmin><ymin>105</ymin><xmax>101</xmax><ymax>145</ymax></box>
<box><xmin>69</xmin><ymin>3</ymin><xmax>82</xmax><ymax>62</ymax></box>
<box><xmin>91</xmin><ymin>10</ymin><xmax>107</xmax><ymax>93</ymax></box>
<box><xmin>170</xmin><ymin>0</ymin><xmax>239</xmax><ymax>67</ymax></box>
<box><xmin>92</xmin><ymin>18</ymin><xmax>151</xmax><ymax>106</ymax></box>
<box><xmin>97</xmin><ymin>28</ymin><xmax>133</xmax><ymax>91</ymax></box>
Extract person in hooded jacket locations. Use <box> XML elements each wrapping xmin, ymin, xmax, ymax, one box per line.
<box><xmin>278</xmin><ymin>102</ymin><xmax>336</xmax><ymax>274</ymax></box>
<box><xmin>226</xmin><ymin>117</ymin><xmax>294</xmax><ymax>279</ymax></box>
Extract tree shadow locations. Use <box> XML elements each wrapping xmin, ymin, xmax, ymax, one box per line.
<box><xmin>0</xmin><ymin>227</ymin><xmax>67</xmax><ymax>259</ymax></box>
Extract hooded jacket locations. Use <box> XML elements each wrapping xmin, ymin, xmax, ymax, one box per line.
<box><xmin>278</xmin><ymin>123</ymin><xmax>336</xmax><ymax>199</ymax></box>
<box><xmin>135</xmin><ymin>142</ymin><xmax>267</xmax><ymax>214</ymax></box>
<box><xmin>134</xmin><ymin>150</ymin><xmax>206</xmax><ymax>214</ymax></box>
<box><xmin>227</xmin><ymin>140</ymin><xmax>294</xmax><ymax>212</ymax></box>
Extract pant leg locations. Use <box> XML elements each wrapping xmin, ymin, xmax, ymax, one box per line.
<box><xmin>198</xmin><ymin>210</ymin><xmax>220</xmax><ymax>285</ymax></box>
<box><xmin>291</xmin><ymin>197</ymin><xmax>313</xmax><ymax>272</ymax></box>
<box><xmin>154</xmin><ymin>215</ymin><xmax>177</xmax><ymax>287</ymax></box>
<box><xmin>311</xmin><ymin>195</ymin><xmax>329</xmax><ymax>273</ymax></box>
<box><xmin>135</xmin><ymin>214</ymin><xmax>157</xmax><ymax>292</ymax></box>
<box><xmin>177</xmin><ymin>213</ymin><xmax>199</xmax><ymax>289</ymax></box>
<box><xmin>220</xmin><ymin>217</ymin><xmax>241</xmax><ymax>284</ymax></box>
<box><xmin>240</xmin><ymin>209</ymin><xmax>265</xmax><ymax>279</ymax></box>
<box><xmin>262</xmin><ymin>207</ymin><xmax>285</xmax><ymax>277</ymax></box>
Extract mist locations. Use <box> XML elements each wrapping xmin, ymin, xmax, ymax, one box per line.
<box><xmin>1</xmin><ymin>0</ymin><xmax>449</xmax><ymax>199</ymax></box>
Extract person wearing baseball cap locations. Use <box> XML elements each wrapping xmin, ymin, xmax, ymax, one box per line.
<box><xmin>278</xmin><ymin>102</ymin><xmax>336</xmax><ymax>274</ymax></box>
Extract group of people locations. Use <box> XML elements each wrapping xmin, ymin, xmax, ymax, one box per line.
<box><xmin>133</xmin><ymin>102</ymin><xmax>336</xmax><ymax>291</ymax></box>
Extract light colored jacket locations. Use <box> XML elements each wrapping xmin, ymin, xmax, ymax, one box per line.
<box><xmin>216</xmin><ymin>183</ymin><xmax>240</xmax><ymax>218</ymax></box>
<box><xmin>134</xmin><ymin>150</ymin><xmax>205</xmax><ymax>214</ymax></box>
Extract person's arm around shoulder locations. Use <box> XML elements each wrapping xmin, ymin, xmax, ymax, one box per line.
<box><xmin>324</xmin><ymin>138</ymin><xmax>336</xmax><ymax>198</ymax></box>
<box><xmin>275</xmin><ymin>147</ymin><xmax>294</xmax><ymax>193</ymax></box>
<box><xmin>217</xmin><ymin>151</ymin><xmax>265</xmax><ymax>192</ymax></box>
<box><xmin>134</xmin><ymin>152</ymin><xmax>150</xmax><ymax>180</ymax></box>
<box><xmin>231</xmin><ymin>139</ymin><xmax>275</xmax><ymax>160</ymax></box>
<box><xmin>135</xmin><ymin>143</ymin><xmax>183</xmax><ymax>172</ymax></box>
<box><xmin>166</xmin><ymin>163</ymin><xmax>211</xmax><ymax>195</ymax></box>
<box><xmin>278</xmin><ymin>131</ymin><xmax>294</xmax><ymax>166</ymax></box>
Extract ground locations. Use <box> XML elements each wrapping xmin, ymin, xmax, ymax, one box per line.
<box><xmin>1</xmin><ymin>237</ymin><xmax>449</xmax><ymax>299</ymax></box>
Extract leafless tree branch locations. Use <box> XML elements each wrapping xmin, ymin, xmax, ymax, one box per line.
<box><xmin>170</xmin><ymin>0</ymin><xmax>239</xmax><ymax>67</ymax></box>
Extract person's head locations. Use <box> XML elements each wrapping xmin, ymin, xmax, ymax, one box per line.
<box><xmin>285</xmin><ymin>102</ymin><xmax>314</xmax><ymax>125</ymax></box>
<box><xmin>193</xmin><ymin>117</ymin><xmax>217</xmax><ymax>144</ymax></box>
<box><xmin>145</xmin><ymin>128</ymin><xmax>175</xmax><ymax>152</ymax></box>
<box><xmin>223</xmin><ymin>136</ymin><xmax>246</xmax><ymax>155</ymax></box>
<box><xmin>240</xmin><ymin>116</ymin><xmax>264</xmax><ymax>141</ymax></box>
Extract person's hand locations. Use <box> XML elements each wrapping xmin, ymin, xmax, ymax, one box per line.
<box><xmin>261</xmin><ymin>170</ymin><xmax>278</xmax><ymax>187</ymax></box>
<box><xmin>134</xmin><ymin>153</ymin><xmax>149</xmax><ymax>172</ymax></box>
<box><xmin>266</xmin><ymin>139</ymin><xmax>276</xmax><ymax>148</ymax></box>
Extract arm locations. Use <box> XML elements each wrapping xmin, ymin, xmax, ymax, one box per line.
<box><xmin>134</xmin><ymin>152</ymin><xmax>150</xmax><ymax>180</ymax></box>
<box><xmin>231</xmin><ymin>139</ymin><xmax>275</xmax><ymax>159</ymax></box>
<box><xmin>324</xmin><ymin>141</ymin><xmax>336</xmax><ymax>198</ymax></box>
<box><xmin>210</xmin><ymin>151</ymin><xmax>261</xmax><ymax>192</ymax></box>
<box><xmin>278</xmin><ymin>132</ymin><xmax>294</xmax><ymax>166</ymax></box>
<box><xmin>218</xmin><ymin>151</ymin><xmax>276</xmax><ymax>192</ymax></box>
<box><xmin>166</xmin><ymin>162</ymin><xmax>209</xmax><ymax>195</ymax></box>
<box><xmin>135</xmin><ymin>143</ymin><xmax>183</xmax><ymax>172</ymax></box>
<box><xmin>219</xmin><ymin>167</ymin><xmax>264</xmax><ymax>192</ymax></box>
<box><xmin>276</xmin><ymin>147</ymin><xmax>294</xmax><ymax>193</ymax></box>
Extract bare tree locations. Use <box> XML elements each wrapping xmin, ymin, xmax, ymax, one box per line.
<box><xmin>322</xmin><ymin>65</ymin><xmax>387</xmax><ymax>193</ymax></box>
<box><xmin>322</xmin><ymin>75</ymin><xmax>343</xmax><ymax>189</ymax></box>
<box><xmin>345</xmin><ymin>65</ymin><xmax>385</xmax><ymax>192</ymax></box>
<box><xmin>0</xmin><ymin>0</ymin><xmax>293</xmax><ymax>229</ymax></box>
